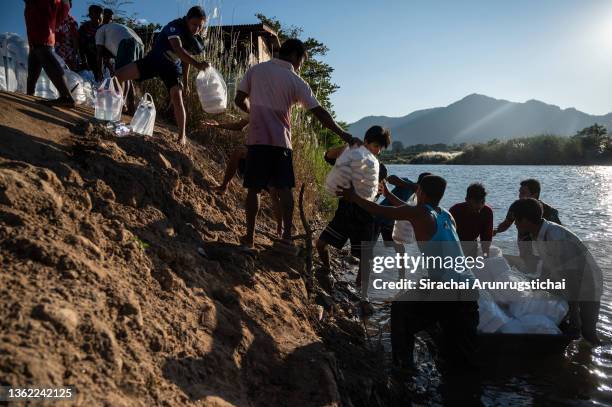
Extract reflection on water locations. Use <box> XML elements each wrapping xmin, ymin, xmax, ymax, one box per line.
<box><xmin>374</xmin><ymin>164</ymin><xmax>612</xmax><ymax>406</ymax></box>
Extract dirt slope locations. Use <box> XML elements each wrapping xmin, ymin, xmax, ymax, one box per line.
<box><xmin>0</xmin><ymin>92</ymin><xmax>400</xmax><ymax>406</ymax></box>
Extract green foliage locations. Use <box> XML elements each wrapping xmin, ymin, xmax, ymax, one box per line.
<box><xmin>451</xmin><ymin>124</ymin><xmax>612</xmax><ymax>165</ymax></box>
<box><xmin>94</xmin><ymin>0</ymin><xmax>133</xmax><ymax>19</ymax></box>
<box><xmin>391</xmin><ymin>141</ymin><xmax>404</xmax><ymax>152</ymax></box>
<box><xmin>380</xmin><ymin>124</ymin><xmax>612</xmax><ymax>165</ymax></box>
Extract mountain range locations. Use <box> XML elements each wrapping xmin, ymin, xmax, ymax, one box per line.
<box><xmin>348</xmin><ymin>94</ymin><xmax>612</xmax><ymax>146</ymax></box>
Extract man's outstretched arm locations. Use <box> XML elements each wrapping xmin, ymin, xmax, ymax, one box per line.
<box><xmin>494</xmin><ymin>218</ymin><xmax>513</xmax><ymax>235</ymax></box>
<box><xmin>339</xmin><ymin>185</ymin><xmax>421</xmax><ymax>222</ymax></box>
<box><xmin>387</xmin><ymin>175</ymin><xmax>415</xmax><ymax>190</ymax></box>
<box><xmin>310</xmin><ymin>106</ymin><xmax>361</xmax><ymax>146</ymax></box>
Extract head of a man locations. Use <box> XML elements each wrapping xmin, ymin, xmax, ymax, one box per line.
<box><xmin>363</xmin><ymin>126</ymin><xmax>391</xmax><ymax>156</ymax></box>
<box><xmin>102</xmin><ymin>8</ymin><xmax>113</xmax><ymax>24</ymax></box>
<box><xmin>279</xmin><ymin>39</ymin><xmax>308</xmax><ymax>71</ymax></box>
<box><xmin>519</xmin><ymin>178</ymin><xmax>540</xmax><ymax>199</ymax></box>
<box><xmin>185</xmin><ymin>6</ymin><xmax>207</xmax><ymax>35</ymax></box>
<box><xmin>416</xmin><ymin>175</ymin><xmax>446</xmax><ymax>207</ymax></box>
<box><xmin>466</xmin><ymin>182</ymin><xmax>486</xmax><ymax>212</ymax></box>
<box><xmin>417</xmin><ymin>172</ymin><xmax>432</xmax><ymax>184</ymax></box>
<box><xmin>89</xmin><ymin>5</ymin><xmax>103</xmax><ymax>26</ymax></box>
<box><xmin>509</xmin><ymin>198</ymin><xmax>543</xmax><ymax>235</ymax></box>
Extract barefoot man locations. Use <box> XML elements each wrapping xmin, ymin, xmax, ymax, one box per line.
<box><xmin>116</xmin><ymin>6</ymin><xmax>209</xmax><ymax>145</ymax></box>
<box><xmin>234</xmin><ymin>38</ymin><xmax>359</xmax><ymax>252</ymax></box>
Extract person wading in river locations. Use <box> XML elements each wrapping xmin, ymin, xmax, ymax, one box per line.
<box><xmin>450</xmin><ymin>183</ymin><xmax>493</xmax><ymax>258</ymax></box>
<box><xmin>509</xmin><ymin>198</ymin><xmax>602</xmax><ymax>346</ymax></box>
<box><xmin>495</xmin><ymin>178</ymin><xmax>561</xmax><ymax>270</ymax></box>
<box><xmin>339</xmin><ymin>175</ymin><xmax>479</xmax><ymax>371</ymax></box>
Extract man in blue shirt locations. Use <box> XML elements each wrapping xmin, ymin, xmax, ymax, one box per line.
<box><xmin>116</xmin><ymin>6</ymin><xmax>210</xmax><ymax>145</ymax></box>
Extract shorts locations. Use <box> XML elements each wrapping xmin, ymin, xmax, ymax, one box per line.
<box><xmin>243</xmin><ymin>145</ymin><xmax>295</xmax><ymax>190</ymax></box>
<box><xmin>319</xmin><ymin>201</ymin><xmax>375</xmax><ymax>258</ymax></box>
<box><xmin>136</xmin><ymin>53</ymin><xmax>183</xmax><ymax>90</ymax></box>
<box><xmin>116</xmin><ymin>38</ymin><xmax>144</xmax><ymax>70</ymax></box>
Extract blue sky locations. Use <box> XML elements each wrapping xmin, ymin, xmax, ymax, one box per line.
<box><xmin>3</xmin><ymin>0</ymin><xmax>612</xmax><ymax>123</ymax></box>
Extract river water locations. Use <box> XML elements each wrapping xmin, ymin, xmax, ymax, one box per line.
<box><xmin>364</xmin><ymin>164</ymin><xmax>612</xmax><ymax>406</ymax></box>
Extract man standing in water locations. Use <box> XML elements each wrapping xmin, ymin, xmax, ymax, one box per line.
<box><xmin>509</xmin><ymin>198</ymin><xmax>602</xmax><ymax>345</ymax></box>
<box><xmin>450</xmin><ymin>183</ymin><xmax>493</xmax><ymax>258</ymax></box>
<box><xmin>495</xmin><ymin>179</ymin><xmax>561</xmax><ymax>268</ymax></box>
<box><xmin>234</xmin><ymin>38</ymin><xmax>359</xmax><ymax>253</ymax></box>
<box><xmin>339</xmin><ymin>175</ymin><xmax>479</xmax><ymax>371</ymax></box>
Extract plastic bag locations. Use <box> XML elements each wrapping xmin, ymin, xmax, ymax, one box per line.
<box><xmin>392</xmin><ymin>221</ymin><xmax>415</xmax><ymax>244</ymax></box>
<box><xmin>33</xmin><ymin>51</ymin><xmax>87</xmax><ymax>103</ymax></box>
<box><xmin>1</xmin><ymin>33</ymin><xmax>28</xmax><ymax>93</ymax></box>
<box><xmin>325</xmin><ymin>146</ymin><xmax>352</xmax><ymax>195</ymax></box>
<box><xmin>391</xmin><ymin>194</ymin><xmax>416</xmax><ymax>243</ymax></box>
<box><xmin>130</xmin><ymin>93</ymin><xmax>156</xmax><ymax>136</ymax></box>
<box><xmin>508</xmin><ymin>292</ymin><xmax>569</xmax><ymax>325</ymax></box>
<box><xmin>34</xmin><ymin>70</ymin><xmax>60</xmax><ymax>99</ymax></box>
<box><xmin>325</xmin><ymin>146</ymin><xmax>380</xmax><ymax>201</ymax></box>
<box><xmin>477</xmin><ymin>290</ymin><xmax>511</xmax><ymax>333</ymax></box>
<box><xmin>499</xmin><ymin>315</ymin><xmax>561</xmax><ymax>335</ymax></box>
<box><xmin>95</xmin><ymin>77</ymin><xmax>123</xmax><ymax>121</ymax></box>
<box><xmin>196</xmin><ymin>67</ymin><xmax>227</xmax><ymax>114</ymax></box>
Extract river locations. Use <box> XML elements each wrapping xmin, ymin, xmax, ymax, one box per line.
<box><xmin>363</xmin><ymin>164</ymin><xmax>612</xmax><ymax>406</ymax></box>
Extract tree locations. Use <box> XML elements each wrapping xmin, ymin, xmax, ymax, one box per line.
<box><xmin>96</xmin><ymin>0</ymin><xmax>134</xmax><ymax>19</ymax></box>
<box><xmin>575</xmin><ymin>124</ymin><xmax>609</xmax><ymax>156</ymax></box>
<box><xmin>392</xmin><ymin>141</ymin><xmax>404</xmax><ymax>152</ymax></box>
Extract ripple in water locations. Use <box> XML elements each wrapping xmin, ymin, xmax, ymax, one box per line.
<box><xmin>377</xmin><ymin>164</ymin><xmax>612</xmax><ymax>405</ymax></box>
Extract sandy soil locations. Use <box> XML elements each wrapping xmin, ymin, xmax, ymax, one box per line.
<box><xmin>0</xmin><ymin>92</ymin><xmax>405</xmax><ymax>406</ymax></box>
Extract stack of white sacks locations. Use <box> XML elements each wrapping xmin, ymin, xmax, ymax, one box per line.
<box><xmin>0</xmin><ymin>32</ymin><xmax>95</xmax><ymax>107</ymax></box>
<box><xmin>325</xmin><ymin>146</ymin><xmax>380</xmax><ymax>201</ymax></box>
<box><xmin>0</xmin><ymin>33</ymin><xmax>29</xmax><ymax>93</ymax></box>
<box><xmin>476</xmin><ymin>246</ymin><xmax>569</xmax><ymax>335</ymax></box>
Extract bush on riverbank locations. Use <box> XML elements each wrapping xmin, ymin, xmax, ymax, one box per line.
<box><xmin>381</xmin><ymin>124</ymin><xmax>612</xmax><ymax>165</ymax></box>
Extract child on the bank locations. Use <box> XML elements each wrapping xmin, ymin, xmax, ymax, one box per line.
<box><xmin>116</xmin><ymin>6</ymin><xmax>209</xmax><ymax>145</ymax></box>
<box><xmin>316</xmin><ymin>125</ymin><xmax>391</xmax><ymax>314</ymax></box>
<box><xmin>78</xmin><ymin>5</ymin><xmax>103</xmax><ymax>71</ymax></box>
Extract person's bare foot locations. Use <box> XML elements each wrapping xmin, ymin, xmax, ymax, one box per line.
<box><xmin>179</xmin><ymin>135</ymin><xmax>187</xmax><ymax>146</ymax></box>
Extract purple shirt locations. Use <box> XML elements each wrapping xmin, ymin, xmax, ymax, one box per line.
<box><xmin>238</xmin><ymin>58</ymin><xmax>320</xmax><ymax>149</ymax></box>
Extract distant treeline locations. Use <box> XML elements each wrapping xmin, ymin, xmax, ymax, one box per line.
<box><xmin>381</xmin><ymin>124</ymin><xmax>612</xmax><ymax>165</ymax></box>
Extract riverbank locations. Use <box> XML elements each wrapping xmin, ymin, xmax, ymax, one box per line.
<box><xmin>383</xmin><ymin>127</ymin><xmax>612</xmax><ymax>165</ymax></box>
<box><xmin>0</xmin><ymin>91</ymin><xmax>409</xmax><ymax>406</ymax></box>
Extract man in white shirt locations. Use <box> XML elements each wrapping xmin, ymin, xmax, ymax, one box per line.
<box><xmin>510</xmin><ymin>198</ymin><xmax>602</xmax><ymax>345</ymax></box>
<box><xmin>95</xmin><ymin>22</ymin><xmax>144</xmax><ymax>109</ymax></box>
<box><xmin>234</xmin><ymin>39</ymin><xmax>359</xmax><ymax>252</ymax></box>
